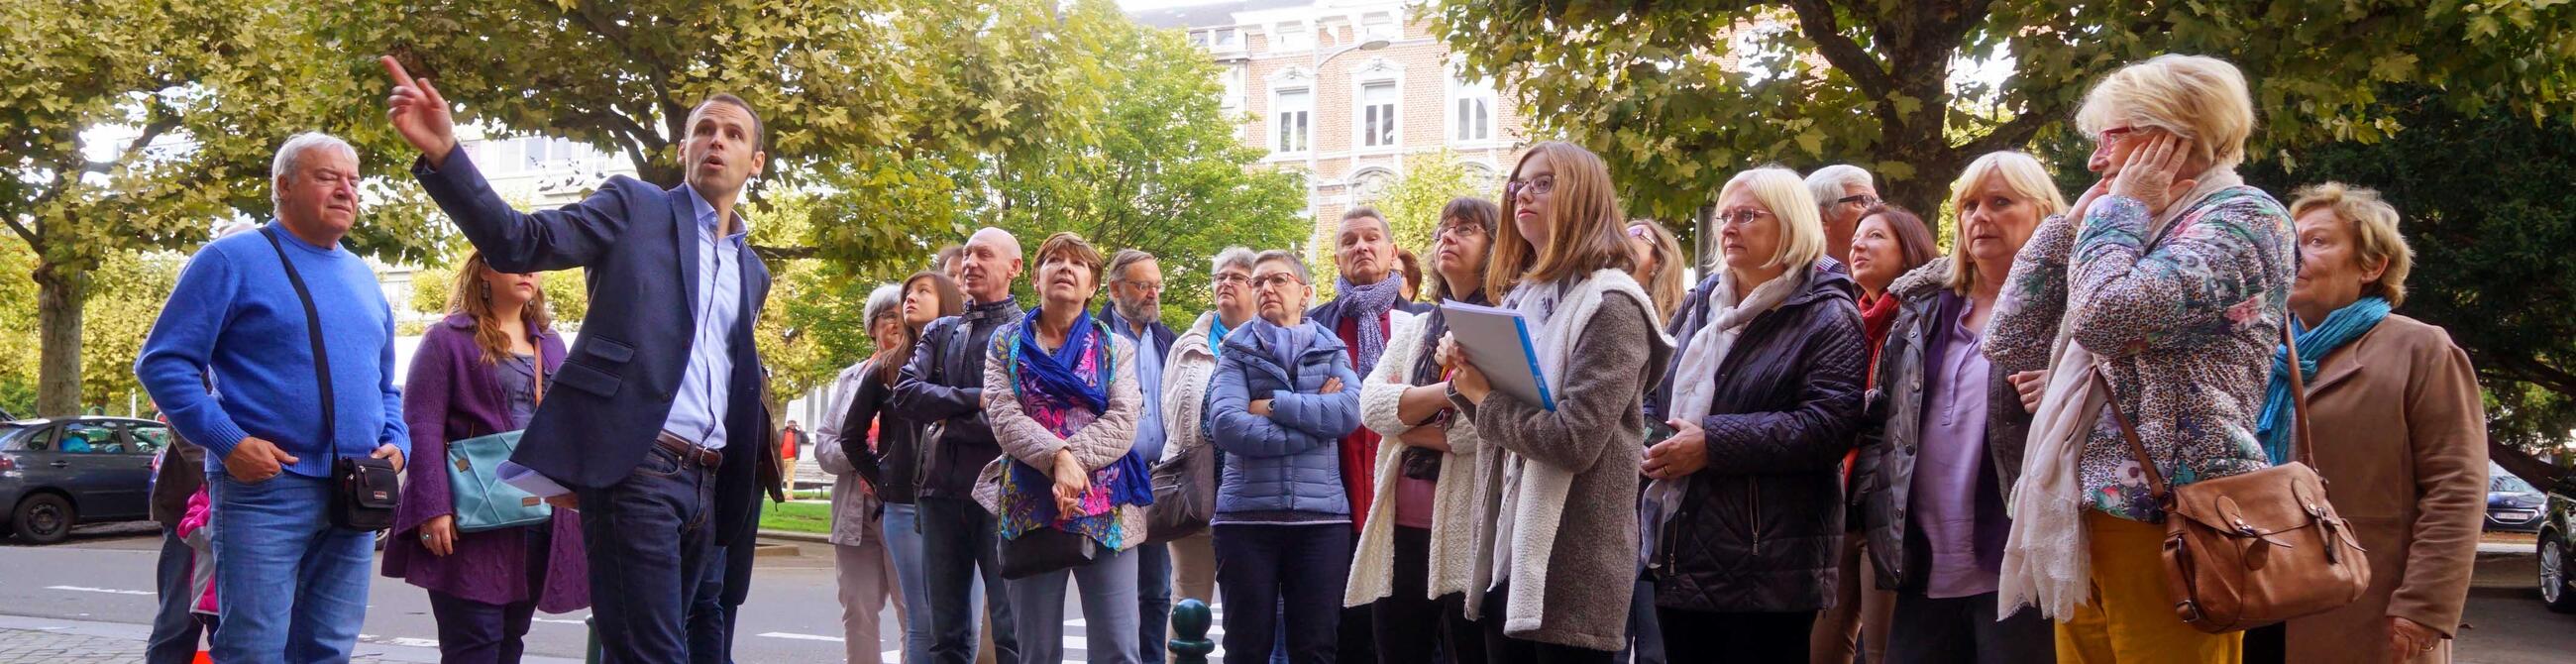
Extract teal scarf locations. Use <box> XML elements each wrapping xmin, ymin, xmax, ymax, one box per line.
<box><xmin>2256</xmin><ymin>296</ymin><xmax>2391</xmax><ymax>464</ymax></box>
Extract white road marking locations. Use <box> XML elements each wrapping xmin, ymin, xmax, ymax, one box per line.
<box><xmin>532</xmin><ymin>616</ymin><xmax>588</xmax><ymax>625</ymax></box>
<box><xmin>46</xmin><ymin>585</ymin><xmax>153</xmax><ymax>596</ymax></box>
<box><xmin>758</xmin><ymin>631</ymin><xmax>846</xmax><ymax>642</ymax></box>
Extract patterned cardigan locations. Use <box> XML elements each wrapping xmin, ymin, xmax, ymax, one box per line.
<box><xmin>1984</xmin><ymin>188</ymin><xmax>2297</xmax><ymax>521</ymax></box>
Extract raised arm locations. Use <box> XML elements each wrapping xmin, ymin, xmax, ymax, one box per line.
<box><xmin>384</xmin><ymin>56</ymin><xmax>634</xmax><ymax>273</ymax></box>
<box><xmin>2064</xmin><ymin>194</ymin><xmax>2292</xmax><ymax>359</ymax></box>
<box><xmin>1984</xmin><ymin>212</ymin><xmax>2077</xmax><ymax>375</ymax></box>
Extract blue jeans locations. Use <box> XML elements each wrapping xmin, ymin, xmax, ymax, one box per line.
<box><xmin>146</xmin><ymin>525</ymin><xmax>203</xmax><ymax>664</ymax></box>
<box><xmin>428</xmin><ymin>522</ymin><xmax>550</xmax><ymax>664</ymax></box>
<box><xmin>1007</xmin><ymin>545</ymin><xmax>1142</xmax><ymax>664</ymax></box>
<box><xmin>885</xmin><ymin>501</ymin><xmax>935</xmax><ymax>664</ymax></box>
<box><xmin>578</xmin><ymin>444</ymin><xmax>717</xmax><ymax>664</ymax></box>
<box><xmin>689</xmin><ymin>545</ymin><xmax>731</xmax><ymax>664</ymax></box>
<box><xmin>1136</xmin><ymin>542</ymin><xmax>1172</xmax><ymax>664</ymax></box>
<box><xmin>920</xmin><ymin>496</ymin><xmax>1018</xmax><ymax>664</ymax></box>
<box><xmin>207</xmin><ymin>469</ymin><xmax>376</xmax><ymax>663</ymax></box>
<box><xmin>1212</xmin><ymin>523</ymin><xmax>1350</xmax><ymax>664</ymax></box>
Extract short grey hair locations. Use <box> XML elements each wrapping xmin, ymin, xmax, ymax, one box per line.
<box><xmin>1210</xmin><ymin>246</ymin><xmax>1257</xmax><ymax>277</ymax></box>
<box><xmin>862</xmin><ymin>283</ymin><xmax>904</xmax><ymax>326</ymax></box>
<box><xmin>1804</xmin><ymin>164</ymin><xmax>1874</xmax><ymax>207</ymax></box>
<box><xmin>1107</xmin><ymin>249</ymin><xmax>1157</xmax><ymax>285</ymax></box>
<box><xmin>1250</xmin><ymin>250</ymin><xmax>1311</xmax><ymax>284</ymax></box>
<box><xmin>270</xmin><ymin>132</ymin><xmax>359</xmax><ymax>208</ymax></box>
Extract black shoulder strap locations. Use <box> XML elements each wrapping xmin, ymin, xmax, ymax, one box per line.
<box><xmin>259</xmin><ymin>227</ymin><xmax>335</xmax><ymax>457</ymax></box>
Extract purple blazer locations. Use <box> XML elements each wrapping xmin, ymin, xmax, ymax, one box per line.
<box><xmin>382</xmin><ymin>314</ymin><xmax>588</xmax><ymax>611</ymax></box>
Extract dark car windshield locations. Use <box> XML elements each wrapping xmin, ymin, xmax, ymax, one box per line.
<box><xmin>0</xmin><ymin>422</ymin><xmax>34</xmax><ymax>448</ymax></box>
<box><xmin>2493</xmin><ymin>473</ymin><xmax>2538</xmax><ymax>494</ymax></box>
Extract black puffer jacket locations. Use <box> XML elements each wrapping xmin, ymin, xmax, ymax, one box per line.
<box><xmin>1852</xmin><ymin>259</ymin><xmax>2032</xmax><ymax>592</ymax></box>
<box><xmin>1644</xmin><ymin>267</ymin><xmax>1868</xmax><ymax>613</ymax></box>
<box><xmin>891</xmin><ymin>297</ymin><xmax>1018</xmax><ymax>499</ymax></box>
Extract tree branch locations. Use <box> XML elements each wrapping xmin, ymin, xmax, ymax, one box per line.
<box><xmin>1783</xmin><ymin>0</ymin><xmax>1896</xmax><ymax>99</ymax></box>
<box><xmin>753</xmin><ymin>245</ymin><xmax>817</xmax><ymax>262</ymax></box>
<box><xmin>1961</xmin><ymin>106</ymin><xmax>2056</xmax><ymax>155</ymax></box>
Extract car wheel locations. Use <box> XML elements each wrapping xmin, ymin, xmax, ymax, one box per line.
<box><xmin>2545</xmin><ymin>533</ymin><xmax>2576</xmax><ymax>613</ymax></box>
<box><xmin>10</xmin><ymin>494</ymin><xmax>74</xmax><ymax>545</ymax></box>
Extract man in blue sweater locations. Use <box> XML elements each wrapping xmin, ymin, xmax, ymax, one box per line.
<box><xmin>135</xmin><ymin>132</ymin><xmax>409</xmax><ymax>663</ymax></box>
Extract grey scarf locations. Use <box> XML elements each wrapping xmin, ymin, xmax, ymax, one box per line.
<box><xmin>1334</xmin><ymin>275</ymin><xmax>1404</xmax><ymax>376</ymax></box>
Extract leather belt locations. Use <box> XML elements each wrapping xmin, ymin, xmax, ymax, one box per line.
<box><xmin>655</xmin><ymin>431</ymin><xmax>724</xmax><ymax>469</ymax></box>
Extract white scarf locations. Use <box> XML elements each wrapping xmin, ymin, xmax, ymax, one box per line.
<box><xmin>1638</xmin><ymin>267</ymin><xmax>1805</xmax><ymax>568</ymax></box>
<box><xmin>1996</xmin><ymin>167</ymin><xmax>2242</xmax><ymax>619</ymax></box>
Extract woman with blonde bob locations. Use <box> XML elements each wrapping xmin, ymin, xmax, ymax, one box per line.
<box><xmin>1854</xmin><ymin>152</ymin><xmax>2064</xmax><ymax>664</ymax></box>
<box><xmin>2244</xmin><ymin>183</ymin><xmax>2485</xmax><ymax>664</ymax></box>
<box><xmin>1642</xmin><ymin>166</ymin><xmax>1866</xmax><ymax>661</ymax></box>
<box><xmin>1444</xmin><ymin>141</ymin><xmax>1670</xmax><ymax>663</ymax></box>
<box><xmin>1985</xmin><ymin>55</ymin><xmax>2297</xmax><ymax>664</ymax></box>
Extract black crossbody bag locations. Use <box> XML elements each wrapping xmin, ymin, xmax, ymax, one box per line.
<box><xmin>261</xmin><ymin>227</ymin><xmax>400</xmax><ymax>531</ymax></box>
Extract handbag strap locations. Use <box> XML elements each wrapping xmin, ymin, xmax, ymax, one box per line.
<box><xmin>2095</xmin><ymin>320</ymin><xmax>2310</xmax><ymax>499</ymax></box>
<box><xmin>259</xmin><ymin>227</ymin><xmax>335</xmax><ymax>459</ymax></box>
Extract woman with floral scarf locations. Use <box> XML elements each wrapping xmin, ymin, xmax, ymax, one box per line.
<box><xmin>978</xmin><ymin>232</ymin><xmax>1152</xmax><ymax>664</ymax></box>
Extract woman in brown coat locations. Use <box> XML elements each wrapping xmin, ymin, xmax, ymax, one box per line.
<box><xmin>2246</xmin><ymin>182</ymin><xmax>2487</xmax><ymax>664</ymax></box>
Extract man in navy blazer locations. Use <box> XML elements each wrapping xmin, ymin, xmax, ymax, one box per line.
<box><xmin>384</xmin><ymin>57</ymin><xmax>774</xmax><ymax>663</ymax></box>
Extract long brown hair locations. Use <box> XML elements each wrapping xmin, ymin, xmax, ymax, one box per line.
<box><xmin>1626</xmin><ymin>220</ymin><xmax>1688</xmax><ymax>320</ymax></box>
<box><xmin>880</xmin><ymin>271</ymin><xmax>965</xmax><ymax>383</ymax></box>
<box><xmin>1488</xmin><ymin>142</ymin><xmax>1635</xmax><ymax>298</ymax></box>
<box><xmin>447</xmin><ymin>251</ymin><xmax>553</xmax><ymax>365</ymax></box>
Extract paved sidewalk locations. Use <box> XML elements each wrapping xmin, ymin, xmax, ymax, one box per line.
<box><xmin>0</xmin><ymin>614</ymin><xmax>582</xmax><ymax>664</ymax></box>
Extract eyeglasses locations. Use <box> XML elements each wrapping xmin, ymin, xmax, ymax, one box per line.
<box><xmin>1505</xmin><ymin>175</ymin><xmax>1556</xmax><ymax>197</ymax></box>
<box><xmin>1119</xmin><ymin>280</ymin><xmax>1166</xmax><ymax>294</ymax></box>
<box><xmin>1436</xmin><ymin>221</ymin><xmax>1484</xmax><ymax>239</ymax></box>
<box><xmin>1212</xmin><ymin>274</ymin><xmax>1252</xmax><ymax>287</ymax></box>
<box><xmin>1717</xmin><ymin>208</ymin><xmax>1774</xmax><ymax>228</ymax></box>
<box><xmin>1627</xmin><ymin>225</ymin><xmax>1653</xmax><ymax>239</ymax></box>
<box><xmin>1252</xmin><ymin>274</ymin><xmax>1305</xmax><ymax>289</ymax></box>
<box><xmin>1833</xmin><ymin>194</ymin><xmax>1880</xmax><ymax>208</ymax></box>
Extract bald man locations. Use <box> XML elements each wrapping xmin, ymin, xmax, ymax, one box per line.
<box><xmin>892</xmin><ymin>227</ymin><xmax>1026</xmax><ymax>664</ymax></box>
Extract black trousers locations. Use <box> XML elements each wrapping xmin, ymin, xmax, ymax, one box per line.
<box><xmin>1216</xmin><ymin>523</ymin><xmax>1351</xmax><ymax>664</ymax></box>
<box><xmin>146</xmin><ymin>525</ymin><xmax>203</xmax><ymax>664</ymax></box>
<box><xmin>1481</xmin><ymin>581</ymin><xmax>1617</xmax><ymax>664</ymax></box>
<box><xmin>1655</xmin><ymin>607</ymin><xmax>1817</xmax><ymax>663</ymax></box>
<box><xmin>1881</xmin><ymin>591</ymin><xmax>2056</xmax><ymax>664</ymax></box>
<box><xmin>1370</xmin><ymin>526</ymin><xmax>1485</xmax><ymax>664</ymax></box>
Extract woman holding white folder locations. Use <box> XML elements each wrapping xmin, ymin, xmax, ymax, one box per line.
<box><xmin>1444</xmin><ymin>141</ymin><xmax>1672</xmax><ymax>663</ymax></box>
<box><xmin>1640</xmin><ymin>166</ymin><xmax>1868</xmax><ymax>661</ymax></box>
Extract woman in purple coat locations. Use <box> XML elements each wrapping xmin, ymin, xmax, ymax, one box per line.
<box><xmin>383</xmin><ymin>251</ymin><xmax>588</xmax><ymax>663</ymax></box>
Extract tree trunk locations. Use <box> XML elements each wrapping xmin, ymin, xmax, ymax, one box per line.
<box><xmin>33</xmin><ymin>259</ymin><xmax>86</xmax><ymax>417</ymax></box>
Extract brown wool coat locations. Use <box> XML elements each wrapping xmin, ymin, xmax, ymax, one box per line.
<box><xmin>2284</xmin><ymin>314</ymin><xmax>2487</xmax><ymax>664</ymax></box>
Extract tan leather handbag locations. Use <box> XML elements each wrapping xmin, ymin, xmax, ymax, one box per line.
<box><xmin>2094</xmin><ymin>324</ymin><xmax>2370</xmax><ymax>633</ymax></box>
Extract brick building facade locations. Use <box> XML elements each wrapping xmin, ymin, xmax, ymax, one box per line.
<box><xmin>1132</xmin><ymin>0</ymin><xmax>1531</xmax><ymax>253</ymax></box>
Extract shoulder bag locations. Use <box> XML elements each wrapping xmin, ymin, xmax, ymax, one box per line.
<box><xmin>446</xmin><ymin>350</ymin><xmax>554</xmax><ymax>532</ymax></box>
<box><xmin>2096</xmin><ymin>323</ymin><xmax>2370</xmax><ymax>632</ymax></box>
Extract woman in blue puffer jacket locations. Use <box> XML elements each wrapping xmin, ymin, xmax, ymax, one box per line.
<box><xmin>1207</xmin><ymin>249</ymin><xmax>1362</xmax><ymax>664</ymax></box>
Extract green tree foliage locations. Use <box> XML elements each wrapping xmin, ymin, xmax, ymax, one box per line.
<box><xmin>4</xmin><ymin>0</ymin><xmax>443</xmax><ymax>415</ymax></box>
<box><xmin>1438</xmin><ymin>0</ymin><xmax>2576</xmax><ymax>223</ymax></box>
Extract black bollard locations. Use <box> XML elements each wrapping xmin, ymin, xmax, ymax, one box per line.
<box><xmin>1168</xmin><ymin>597</ymin><xmax>1216</xmax><ymax>664</ymax></box>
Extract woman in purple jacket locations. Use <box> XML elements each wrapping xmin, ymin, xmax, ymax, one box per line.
<box><xmin>383</xmin><ymin>252</ymin><xmax>588</xmax><ymax>663</ymax></box>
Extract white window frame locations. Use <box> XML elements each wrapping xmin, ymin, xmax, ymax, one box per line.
<box><xmin>1360</xmin><ymin>11</ymin><xmax>1399</xmax><ymax>42</ymax></box>
<box><xmin>1449</xmin><ymin>70</ymin><xmax>1499</xmax><ymax>145</ymax></box>
<box><xmin>1273</xmin><ymin>86</ymin><xmax>1313</xmax><ymax>155</ymax></box>
<box><xmin>1271</xmin><ymin>21</ymin><xmax>1312</xmax><ymax>53</ymax></box>
<box><xmin>1350</xmin><ymin>57</ymin><xmax>1405</xmax><ymax>153</ymax></box>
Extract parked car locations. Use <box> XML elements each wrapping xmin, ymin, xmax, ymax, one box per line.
<box><xmin>2543</xmin><ymin>477</ymin><xmax>2576</xmax><ymax>613</ymax></box>
<box><xmin>2491</xmin><ymin>465</ymin><xmax>2548</xmax><ymax>533</ymax></box>
<box><xmin>0</xmin><ymin>417</ymin><xmax>171</xmax><ymax>544</ymax></box>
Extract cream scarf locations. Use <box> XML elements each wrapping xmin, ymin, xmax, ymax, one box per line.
<box><xmin>1640</xmin><ymin>267</ymin><xmax>1806</xmax><ymax>568</ymax></box>
<box><xmin>1997</xmin><ymin>167</ymin><xmax>2242</xmax><ymax>619</ymax></box>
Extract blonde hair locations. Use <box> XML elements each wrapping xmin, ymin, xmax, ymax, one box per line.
<box><xmin>446</xmin><ymin>251</ymin><xmax>554</xmax><ymax>365</ymax></box>
<box><xmin>1627</xmin><ymin>220</ymin><xmax>1689</xmax><ymax>320</ymax></box>
<box><xmin>1717</xmin><ymin>166</ymin><xmax>1825</xmax><ymax>273</ymax></box>
<box><xmin>1487</xmin><ymin>142</ymin><xmax>1635</xmax><ymax>298</ymax></box>
<box><xmin>2288</xmin><ymin>182</ymin><xmax>2415</xmax><ymax>306</ymax></box>
<box><xmin>2076</xmin><ymin>54</ymin><xmax>2257</xmax><ymax>169</ymax></box>
<box><xmin>1944</xmin><ymin>152</ymin><xmax>2069</xmax><ymax>292</ymax></box>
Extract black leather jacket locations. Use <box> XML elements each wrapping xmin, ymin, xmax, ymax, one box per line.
<box><xmin>892</xmin><ymin>296</ymin><xmax>1017</xmax><ymax>499</ymax></box>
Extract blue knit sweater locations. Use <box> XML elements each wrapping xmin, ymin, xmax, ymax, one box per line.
<box><xmin>135</xmin><ymin>224</ymin><xmax>408</xmax><ymax>477</ymax></box>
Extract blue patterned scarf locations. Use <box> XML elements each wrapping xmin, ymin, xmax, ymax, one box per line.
<box><xmin>1014</xmin><ymin>305</ymin><xmax>1108</xmax><ymax>412</ymax></box>
<box><xmin>2256</xmin><ymin>296</ymin><xmax>2390</xmax><ymax>465</ymax></box>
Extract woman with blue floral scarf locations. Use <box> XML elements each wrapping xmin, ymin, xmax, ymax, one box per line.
<box><xmin>978</xmin><ymin>232</ymin><xmax>1152</xmax><ymax>664</ymax></box>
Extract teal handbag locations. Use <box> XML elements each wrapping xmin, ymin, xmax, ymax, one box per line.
<box><xmin>445</xmin><ymin>353</ymin><xmax>553</xmax><ymax>532</ymax></box>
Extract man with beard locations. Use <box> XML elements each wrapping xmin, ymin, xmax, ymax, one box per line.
<box><xmin>1100</xmin><ymin>249</ymin><xmax>1179</xmax><ymax>663</ymax></box>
